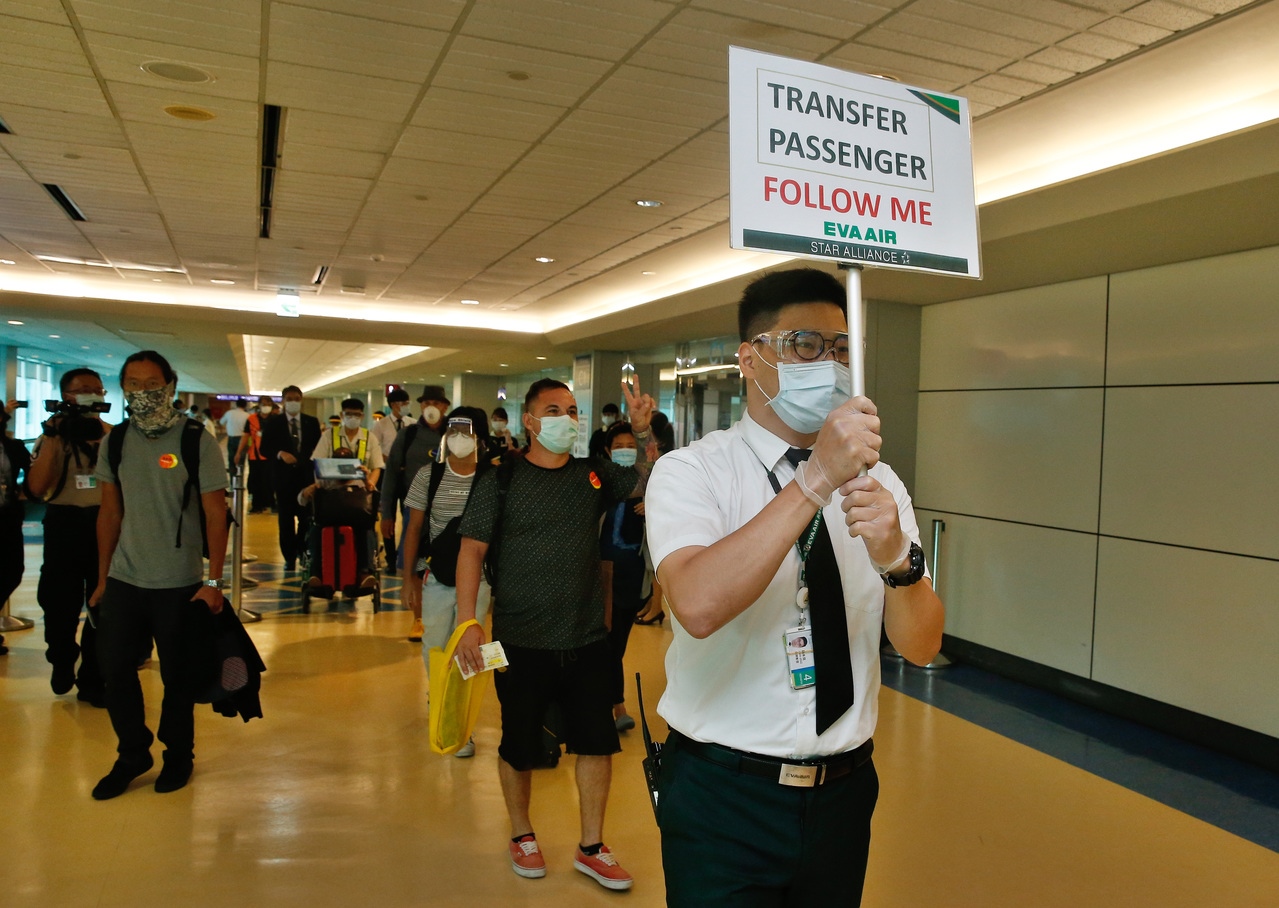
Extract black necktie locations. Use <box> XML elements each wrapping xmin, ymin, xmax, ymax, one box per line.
<box><xmin>290</xmin><ymin>418</ymin><xmax>300</xmax><ymax>451</ymax></box>
<box><xmin>786</xmin><ymin>448</ymin><xmax>855</xmax><ymax>734</ymax></box>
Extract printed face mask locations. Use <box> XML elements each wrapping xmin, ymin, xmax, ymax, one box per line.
<box><xmin>446</xmin><ymin>434</ymin><xmax>477</xmax><ymax>458</ymax></box>
<box><xmin>532</xmin><ymin>414</ymin><xmax>578</xmax><ymax>454</ymax></box>
<box><xmin>125</xmin><ymin>382</ymin><xmax>182</xmax><ymax>437</ymax></box>
<box><xmin>755</xmin><ymin>359</ymin><xmax>851</xmax><ymax>435</ymax></box>
<box><xmin>610</xmin><ymin>447</ymin><xmax>637</xmax><ymax>467</ymax></box>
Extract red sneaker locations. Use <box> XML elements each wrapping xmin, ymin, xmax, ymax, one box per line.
<box><xmin>509</xmin><ymin>835</ymin><xmax>546</xmax><ymax>879</ymax></box>
<box><xmin>574</xmin><ymin>844</ymin><xmax>633</xmax><ymax>890</ymax></box>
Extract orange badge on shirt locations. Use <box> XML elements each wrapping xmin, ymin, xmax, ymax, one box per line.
<box><xmin>159</xmin><ymin>453</ymin><xmax>179</xmax><ymax>469</ymax></box>
<box><xmin>589</xmin><ymin>470</ymin><xmax>601</xmax><ymax>490</ymax></box>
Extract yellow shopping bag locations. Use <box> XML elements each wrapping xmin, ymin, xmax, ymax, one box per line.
<box><xmin>427</xmin><ymin>619</ymin><xmax>488</xmax><ymax>755</ymax></box>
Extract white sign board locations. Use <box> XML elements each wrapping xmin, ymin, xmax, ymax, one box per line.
<box><xmin>729</xmin><ymin>46</ymin><xmax>981</xmax><ymax>278</ymax></box>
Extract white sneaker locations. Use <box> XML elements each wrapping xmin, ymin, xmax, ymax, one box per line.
<box><xmin>454</xmin><ymin>738</ymin><xmax>476</xmax><ymax>758</ymax></box>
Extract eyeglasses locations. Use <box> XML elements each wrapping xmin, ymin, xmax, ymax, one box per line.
<box><xmin>121</xmin><ymin>378</ymin><xmax>167</xmax><ymax>392</ymax></box>
<box><xmin>751</xmin><ymin>330</ymin><xmax>850</xmax><ymax>364</ymax></box>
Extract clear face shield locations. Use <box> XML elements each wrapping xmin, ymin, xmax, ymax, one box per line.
<box><xmin>443</xmin><ymin>417</ymin><xmax>478</xmax><ymax>459</ymax></box>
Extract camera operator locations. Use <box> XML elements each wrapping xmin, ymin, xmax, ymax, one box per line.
<box><xmin>24</xmin><ymin>368</ymin><xmax>111</xmax><ymax>705</ymax></box>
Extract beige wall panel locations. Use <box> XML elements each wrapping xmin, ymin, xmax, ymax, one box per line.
<box><xmin>1093</xmin><ymin>538</ymin><xmax>1279</xmax><ymax>737</ymax></box>
<box><xmin>918</xmin><ymin>510</ymin><xmax>1097</xmax><ymax>677</ymax></box>
<box><xmin>1108</xmin><ymin>245</ymin><xmax>1279</xmax><ymax>386</ymax></box>
<box><xmin>1100</xmin><ymin>385</ymin><xmax>1279</xmax><ymax>560</ymax></box>
<box><xmin>915</xmin><ymin>388</ymin><xmax>1104</xmax><ymax>531</ymax></box>
<box><xmin>919</xmin><ymin>277</ymin><xmax>1107</xmax><ymax>390</ymax></box>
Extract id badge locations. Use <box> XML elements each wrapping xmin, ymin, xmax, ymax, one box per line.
<box><xmin>784</xmin><ymin>625</ymin><xmax>816</xmax><ymax>690</ymax></box>
<box><xmin>75</xmin><ymin>474</ymin><xmax>97</xmax><ymax>490</ymax></box>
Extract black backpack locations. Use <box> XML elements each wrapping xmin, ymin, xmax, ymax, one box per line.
<box><xmin>106</xmin><ymin>418</ymin><xmax>218</xmax><ymax>556</ymax></box>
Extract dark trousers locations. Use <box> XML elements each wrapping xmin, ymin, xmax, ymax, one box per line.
<box><xmin>96</xmin><ymin>579</ymin><xmax>203</xmax><ymax>763</ymax></box>
<box><xmin>272</xmin><ymin>461</ymin><xmax>310</xmax><ymax>566</ymax></box>
<box><xmin>659</xmin><ymin>732</ymin><xmax>879</xmax><ymax>907</ymax></box>
<box><xmin>226</xmin><ymin>436</ymin><xmax>241</xmax><ymax>477</ymax></box>
<box><xmin>0</xmin><ymin>512</ymin><xmax>23</xmax><ymax>622</ymax></box>
<box><xmin>247</xmin><ymin>457</ymin><xmax>274</xmax><ymax>511</ymax></box>
<box><xmin>38</xmin><ymin>504</ymin><xmax>102</xmax><ymax>692</ymax></box>
<box><xmin>606</xmin><ymin>551</ymin><xmax>646</xmax><ymax>705</ymax></box>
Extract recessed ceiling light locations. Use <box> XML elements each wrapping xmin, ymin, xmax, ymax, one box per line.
<box><xmin>534</xmin><ymin>256</ymin><xmax>555</xmax><ymax>263</ymax></box>
<box><xmin>438</xmin><ymin>374</ymin><xmax>446</xmax><ymax>378</ymax></box>
<box><xmin>641</xmin><ymin>270</ymin><xmax>656</xmax><ymax>275</ymax></box>
<box><xmin>164</xmin><ymin>105</ymin><xmax>216</xmax><ymax>122</ymax></box>
<box><xmin>465</xmin><ymin>370</ymin><xmax>473</xmax><ymax>373</ymax></box>
<box><xmin>499</xmin><ymin>363</ymin><xmax>508</xmax><ymax>368</ymax></box>
<box><xmin>8</xmin><ymin>319</ymin><xmax>22</xmax><ymax>325</ymax></box>
<box><xmin>49</xmin><ymin>334</ymin><xmax>60</xmax><ymax>338</ymax></box>
<box><xmin>460</xmin><ymin>299</ymin><xmax>480</xmax><ymax>306</ymax></box>
<box><xmin>0</xmin><ymin>259</ymin><xmax>15</xmax><ymax>265</ymax></box>
<box><xmin>536</xmin><ymin>356</ymin><xmax>547</xmax><ymax>360</ymax></box>
<box><xmin>142</xmin><ymin>61</ymin><xmax>214</xmax><ymax>84</ymax></box>
<box><xmin>80</xmin><ymin>345</ymin><xmax>90</xmax><ymax>350</ymax></box>
<box><xmin>210</xmin><ymin>278</ymin><xmax>235</xmax><ymax>285</ymax></box>
<box><xmin>635</xmin><ymin>199</ymin><xmax>662</xmax><ymax>208</ymax></box>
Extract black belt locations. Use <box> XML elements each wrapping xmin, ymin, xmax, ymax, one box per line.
<box><xmin>672</xmin><ymin>731</ymin><xmax>873</xmax><ymax>788</ymax></box>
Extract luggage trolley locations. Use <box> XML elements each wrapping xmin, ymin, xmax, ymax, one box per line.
<box><xmin>301</xmin><ymin>458</ymin><xmax>382</xmax><ymax>613</ymax></box>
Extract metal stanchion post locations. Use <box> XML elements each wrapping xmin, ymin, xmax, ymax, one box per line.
<box><xmin>0</xmin><ymin>597</ymin><xmax>35</xmax><ymax>632</ymax></box>
<box><xmin>919</xmin><ymin>519</ymin><xmax>953</xmax><ymax>670</ymax></box>
<box><xmin>229</xmin><ymin>470</ymin><xmax>261</xmax><ymax>623</ymax></box>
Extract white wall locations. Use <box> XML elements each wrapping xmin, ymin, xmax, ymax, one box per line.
<box><xmin>916</xmin><ymin>245</ymin><xmax>1279</xmax><ymax>738</ymax></box>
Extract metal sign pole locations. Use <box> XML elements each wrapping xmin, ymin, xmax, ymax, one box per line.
<box><xmin>229</xmin><ymin>471</ymin><xmax>261</xmax><ymax>624</ymax></box>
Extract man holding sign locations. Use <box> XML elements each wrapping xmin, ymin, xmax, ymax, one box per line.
<box><xmin>645</xmin><ymin>268</ymin><xmax>944</xmax><ymax>905</ymax></box>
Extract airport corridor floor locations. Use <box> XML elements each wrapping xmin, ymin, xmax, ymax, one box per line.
<box><xmin>1</xmin><ymin>511</ymin><xmax>1276</xmax><ymax>906</ymax></box>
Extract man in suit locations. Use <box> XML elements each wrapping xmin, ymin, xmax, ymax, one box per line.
<box><xmin>258</xmin><ymin>385</ymin><xmax>321</xmax><ymax>570</ymax></box>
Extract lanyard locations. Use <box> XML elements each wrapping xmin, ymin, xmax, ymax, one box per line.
<box><xmin>766</xmin><ymin>467</ymin><xmax>823</xmax><ymax>617</ymax></box>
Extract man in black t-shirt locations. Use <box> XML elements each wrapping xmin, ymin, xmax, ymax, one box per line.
<box><xmin>456</xmin><ymin>377</ymin><xmax>653</xmax><ymax>892</ymax></box>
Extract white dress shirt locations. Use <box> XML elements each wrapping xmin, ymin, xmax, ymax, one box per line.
<box><xmin>372</xmin><ymin>412</ymin><xmax>408</xmax><ymax>456</ymax></box>
<box><xmin>644</xmin><ymin>410</ymin><xmax>926</xmax><ymax>759</ymax></box>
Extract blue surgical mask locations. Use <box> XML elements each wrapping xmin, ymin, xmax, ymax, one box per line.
<box><xmin>755</xmin><ymin>359</ymin><xmax>851</xmax><ymax>434</ymax></box>
<box><xmin>610</xmin><ymin>448</ymin><xmax>637</xmax><ymax>467</ymax></box>
<box><xmin>532</xmin><ymin>414</ymin><xmax>578</xmax><ymax>454</ymax></box>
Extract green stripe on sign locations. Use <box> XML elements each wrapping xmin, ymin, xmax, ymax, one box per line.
<box><xmin>743</xmin><ymin>229</ymin><xmax>970</xmax><ymax>274</ymax></box>
<box><xmin>908</xmin><ymin>89</ymin><xmax>962</xmax><ymax>124</ymax></box>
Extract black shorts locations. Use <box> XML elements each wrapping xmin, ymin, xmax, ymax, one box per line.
<box><xmin>494</xmin><ymin>639</ymin><xmax>620</xmax><ymax>771</ymax></box>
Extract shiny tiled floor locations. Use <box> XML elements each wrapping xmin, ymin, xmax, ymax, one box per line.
<box><xmin>2</xmin><ymin>511</ymin><xmax>1278</xmax><ymax>907</ymax></box>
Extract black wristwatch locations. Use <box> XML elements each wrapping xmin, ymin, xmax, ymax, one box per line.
<box><xmin>880</xmin><ymin>542</ymin><xmax>925</xmax><ymax>589</ymax></box>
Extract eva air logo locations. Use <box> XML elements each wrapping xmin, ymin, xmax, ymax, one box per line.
<box><xmin>909</xmin><ymin>90</ymin><xmax>961</xmax><ymax>124</ymax></box>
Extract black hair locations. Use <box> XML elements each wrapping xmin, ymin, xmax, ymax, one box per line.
<box><xmin>650</xmin><ymin>411</ymin><xmax>674</xmax><ymax>454</ymax></box>
<box><xmin>119</xmin><ymin>350</ymin><xmax>176</xmax><ymax>386</ymax></box>
<box><xmin>604</xmin><ymin>420</ymin><xmax>634</xmax><ymax>450</ymax></box>
<box><xmin>524</xmin><ymin>378</ymin><xmax>570</xmax><ymax>412</ymax></box>
<box><xmin>737</xmin><ymin>268</ymin><xmax>846</xmax><ymax>342</ymax></box>
<box><xmin>59</xmin><ymin>367</ymin><xmax>103</xmax><ymax>393</ymax></box>
<box><xmin>282</xmin><ymin>385</ymin><xmax>302</xmax><ymax>397</ymax></box>
<box><xmin>492</xmin><ymin>407</ymin><xmax>508</xmax><ymax>420</ymax></box>
<box><xmin>237</xmin><ymin>398</ymin><xmax>247</xmax><ymax>408</ymax></box>
<box><xmin>602</xmin><ymin>402</ymin><xmax>619</xmax><ymax>414</ymax></box>
<box><xmin>341</xmin><ymin>397</ymin><xmax>364</xmax><ymax>411</ymax></box>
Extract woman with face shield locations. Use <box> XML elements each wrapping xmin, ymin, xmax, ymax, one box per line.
<box><xmin>400</xmin><ymin>406</ymin><xmax>494</xmax><ymax>759</ymax></box>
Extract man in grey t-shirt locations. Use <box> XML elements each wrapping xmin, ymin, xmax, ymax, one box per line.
<box><xmin>89</xmin><ymin>350</ymin><xmax>228</xmax><ymax>801</ymax></box>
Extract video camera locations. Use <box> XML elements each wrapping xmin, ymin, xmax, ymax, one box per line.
<box><xmin>42</xmin><ymin>398</ymin><xmax>111</xmax><ymax>447</ymax></box>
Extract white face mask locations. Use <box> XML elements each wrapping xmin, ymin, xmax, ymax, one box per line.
<box><xmin>284</xmin><ymin>400</ymin><xmax>302</xmax><ymax>417</ymax></box>
<box><xmin>531</xmin><ymin>414</ymin><xmax>578</xmax><ymax>454</ymax></box>
<box><xmin>260</xmin><ymin>405</ymin><xmax>274</xmax><ymax>416</ymax></box>
<box><xmin>601</xmin><ymin>415</ymin><xmax>616</xmax><ymax>427</ymax></box>
<box><xmin>755</xmin><ymin>359</ymin><xmax>851</xmax><ymax>435</ymax></box>
<box><xmin>422</xmin><ymin>405</ymin><xmax>442</xmax><ymax>425</ymax></box>
<box><xmin>446</xmin><ymin>434</ymin><xmax>477</xmax><ymax>458</ymax></box>
<box><xmin>74</xmin><ymin>393</ymin><xmax>105</xmax><ymax>408</ymax></box>
<box><xmin>342</xmin><ymin>415</ymin><xmax>363</xmax><ymax>430</ymax></box>
<box><xmin>491</xmin><ymin>420</ymin><xmax>507</xmax><ymax>432</ymax></box>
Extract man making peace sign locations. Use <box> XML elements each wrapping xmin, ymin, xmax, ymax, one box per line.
<box><xmin>453</xmin><ymin>374</ymin><xmax>654</xmax><ymax>892</ymax></box>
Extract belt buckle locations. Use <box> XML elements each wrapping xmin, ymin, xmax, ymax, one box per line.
<box><xmin>778</xmin><ymin>762</ymin><xmax>825</xmax><ymax>787</ymax></box>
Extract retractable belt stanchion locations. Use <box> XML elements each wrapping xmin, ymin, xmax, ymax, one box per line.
<box><xmin>229</xmin><ymin>471</ymin><xmax>261</xmax><ymax>623</ymax></box>
<box><xmin>0</xmin><ymin>597</ymin><xmax>35</xmax><ymax>632</ymax></box>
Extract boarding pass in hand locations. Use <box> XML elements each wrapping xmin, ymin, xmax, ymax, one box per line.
<box><xmin>456</xmin><ymin>641</ymin><xmax>509</xmax><ymax>680</ymax></box>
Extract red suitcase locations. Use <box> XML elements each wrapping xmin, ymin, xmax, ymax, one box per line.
<box><xmin>320</xmin><ymin>526</ymin><xmax>357</xmax><ymax>593</ymax></box>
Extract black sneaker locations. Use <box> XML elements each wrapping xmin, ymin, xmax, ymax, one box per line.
<box><xmin>92</xmin><ymin>754</ymin><xmax>154</xmax><ymax>800</ymax></box>
<box><xmin>77</xmin><ymin>688</ymin><xmax>108</xmax><ymax>709</ymax></box>
<box><xmin>154</xmin><ymin>759</ymin><xmax>193</xmax><ymax>794</ymax></box>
